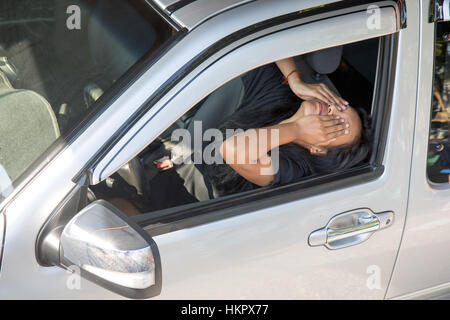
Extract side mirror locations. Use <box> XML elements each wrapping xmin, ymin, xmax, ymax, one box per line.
<box><xmin>40</xmin><ymin>200</ymin><xmax>161</xmax><ymax>299</ymax></box>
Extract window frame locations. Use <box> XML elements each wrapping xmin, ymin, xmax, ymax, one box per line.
<box><xmin>127</xmin><ymin>33</ymin><xmax>399</xmax><ymax>236</ymax></box>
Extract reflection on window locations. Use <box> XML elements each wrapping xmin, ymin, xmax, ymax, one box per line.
<box><xmin>428</xmin><ymin>22</ymin><xmax>450</xmax><ymax>183</ymax></box>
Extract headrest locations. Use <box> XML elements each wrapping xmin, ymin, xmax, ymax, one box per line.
<box><xmin>306</xmin><ymin>46</ymin><xmax>343</xmax><ymax>75</ymax></box>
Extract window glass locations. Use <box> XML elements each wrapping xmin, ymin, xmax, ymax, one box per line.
<box><xmin>427</xmin><ymin>22</ymin><xmax>450</xmax><ymax>184</ymax></box>
<box><xmin>0</xmin><ymin>0</ymin><xmax>174</xmax><ymax>202</ymax></box>
<box><xmin>90</xmin><ymin>38</ymin><xmax>380</xmax><ymax>217</ymax></box>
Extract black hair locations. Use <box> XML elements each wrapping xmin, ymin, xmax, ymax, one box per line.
<box><xmin>208</xmin><ymin>103</ymin><xmax>373</xmax><ymax>196</ymax></box>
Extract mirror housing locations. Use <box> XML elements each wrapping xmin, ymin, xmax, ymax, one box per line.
<box><xmin>40</xmin><ymin>200</ymin><xmax>161</xmax><ymax>299</ymax></box>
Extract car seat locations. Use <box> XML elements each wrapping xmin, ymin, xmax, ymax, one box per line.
<box><xmin>186</xmin><ymin>77</ymin><xmax>245</xmax><ymax>138</ymax></box>
<box><xmin>0</xmin><ymin>70</ymin><xmax>60</xmax><ymax>196</ymax></box>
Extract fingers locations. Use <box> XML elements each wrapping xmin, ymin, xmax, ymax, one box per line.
<box><xmin>312</xmin><ymin>90</ymin><xmax>334</xmax><ymax>106</ymax></box>
<box><xmin>321</xmin><ymin>116</ymin><xmax>350</xmax><ymax>130</ymax></box>
<box><xmin>317</xmin><ymin>115</ymin><xmax>350</xmax><ymax>143</ymax></box>
<box><xmin>319</xmin><ymin>86</ymin><xmax>338</xmax><ymax>106</ymax></box>
<box><xmin>318</xmin><ymin>114</ymin><xmax>342</xmax><ymax>122</ymax></box>
<box><xmin>321</xmin><ymin>85</ymin><xmax>348</xmax><ymax>110</ymax></box>
<box><xmin>320</xmin><ymin>117</ymin><xmax>346</xmax><ymax>127</ymax></box>
<box><xmin>326</xmin><ymin>127</ymin><xmax>349</xmax><ymax>140</ymax></box>
<box><xmin>324</xmin><ymin>122</ymin><xmax>349</xmax><ymax>134</ymax></box>
<box><xmin>316</xmin><ymin>128</ymin><xmax>349</xmax><ymax>146</ymax></box>
<box><xmin>318</xmin><ymin>84</ymin><xmax>349</xmax><ymax>111</ymax></box>
<box><xmin>300</xmin><ymin>83</ymin><xmax>349</xmax><ymax>111</ymax></box>
<box><xmin>320</xmin><ymin>83</ymin><xmax>348</xmax><ymax>105</ymax></box>
<box><xmin>304</xmin><ymin>84</ymin><xmax>335</xmax><ymax>106</ymax></box>
<box><xmin>314</xmin><ymin>87</ymin><xmax>335</xmax><ymax>107</ymax></box>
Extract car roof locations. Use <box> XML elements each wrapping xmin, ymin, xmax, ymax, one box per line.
<box><xmin>151</xmin><ymin>0</ymin><xmax>257</xmax><ymax>30</ymax></box>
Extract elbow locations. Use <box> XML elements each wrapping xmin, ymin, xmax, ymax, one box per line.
<box><xmin>220</xmin><ymin>139</ymin><xmax>275</xmax><ymax>187</ymax></box>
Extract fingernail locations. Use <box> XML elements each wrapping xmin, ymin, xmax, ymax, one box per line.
<box><xmin>346</xmin><ymin>123</ymin><xmax>350</xmax><ymax>128</ymax></box>
<box><xmin>341</xmin><ymin>119</ymin><xmax>345</xmax><ymax>122</ymax></box>
<box><xmin>345</xmin><ymin>129</ymin><xmax>349</xmax><ymax>134</ymax></box>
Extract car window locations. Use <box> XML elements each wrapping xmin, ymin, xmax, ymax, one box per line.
<box><xmin>0</xmin><ymin>0</ymin><xmax>174</xmax><ymax>202</ymax></box>
<box><xmin>427</xmin><ymin>21</ymin><xmax>450</xmax><ymax>184</ymax></box>
<box><xmin>89</xmin><ymin>38</ymin><xmax>380</xmax><ymax>216</ymax></box>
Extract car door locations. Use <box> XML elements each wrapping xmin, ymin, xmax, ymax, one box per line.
<box><xmin>0</xmin><ymin>0</ymin><xmax>412</xmax><ymax>299</ymax></box>
<box><xmin>89</xmin><ymin>2</ymin><xmax>414</xmax><ymax>299</ymax></box>
<box><xmin>386</xmin><ymin>0</ymin><xmax>450</xmax><ymax>300</ymax></box>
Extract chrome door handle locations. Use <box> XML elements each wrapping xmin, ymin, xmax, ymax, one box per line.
<box><xmin>309</xmin><ymin>209</ymin><xmax>394</xmax><ymax>250</ymax></box>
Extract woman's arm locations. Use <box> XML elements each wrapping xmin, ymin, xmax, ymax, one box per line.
<box><xmin>220</xmin><ymin>122</ymin><xmax>298</xmax><ymax>186</ymax></box>
<box><xmin>220</xmin><ymin>114</ymin><xmax>347</xmax><ymax>186</ymax></box>
<box><xmin>275</xmin><ymin>58</ymin><xmax>349</xmax><ymax>110</ymax></box>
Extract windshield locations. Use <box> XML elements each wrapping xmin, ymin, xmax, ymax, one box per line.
<box><xmin>0</xmin><ymin>0</ymin><xmax>174</xmax><ymax>202</ymax></box>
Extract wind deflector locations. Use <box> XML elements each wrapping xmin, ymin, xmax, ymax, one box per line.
<box><xmin>152</xmin><ymin>0</ymin><xmax>255</xmax><ymax>30</ymax></box>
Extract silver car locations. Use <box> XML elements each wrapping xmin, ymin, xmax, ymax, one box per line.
<box><xmin>0</xmin><ymin>0</ymin><xmax>449</xmax><ymax>300</ymax></box>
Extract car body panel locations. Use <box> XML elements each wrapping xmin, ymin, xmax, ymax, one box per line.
<box><xmin>386</xmin><ymin>0</ymin><xmax>450</xmax><ymax>300</ymax></box>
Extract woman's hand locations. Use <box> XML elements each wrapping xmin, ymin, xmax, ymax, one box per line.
<box><xmin>276</xmin><ymin>58</ymin><xmax>349</xmax><ymax>111</ymax></box>
<box><xmin>288</xmin><ymin>76</ymin><xmax>349</xmax><ymax>111</ymax></box>
<box><xmin>292</xmin><ymin>114</ymin><xmax>349</xmax><ymax>147</ymax></box>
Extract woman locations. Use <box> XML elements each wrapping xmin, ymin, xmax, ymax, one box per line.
<box><xmin>205</xmin><ymin>60</ymin><xmax>371</xmax><ymax>196</ymax></box>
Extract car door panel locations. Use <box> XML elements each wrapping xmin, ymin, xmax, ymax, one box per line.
<box><xmin>152</xmin><ymin>197</ymin><xmax>401</xmax><ymax>299</ymax></box>
<box><xmin>95</xmin><ymin>4</ymin><xmax>417</xmax><ymax>299</ymax></box>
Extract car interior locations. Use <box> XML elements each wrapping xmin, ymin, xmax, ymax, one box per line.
<box><xmin>0</xmin><ymin>0</ymin><xmax>172</xmax><ymax>196</ymax></box>
<box><xmin>90</xmin><ymin>37</ymin><xmax>381</xmax><ymax>214</ymax></box>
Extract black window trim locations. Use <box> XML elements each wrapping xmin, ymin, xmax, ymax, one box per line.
<box><xmin>165</xmin><ymin>0</ymin><xmax>200</xmax><ymax>15</ymax></box>
<box><xmin>372</xmin><ymin>35</ymin><xmax>398</xmax><ymax>165</ymax></box>
<box><xmin>133</xmin><ymin>33</ymin><xmax>399</xmax><ymax>237</ymax></box>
